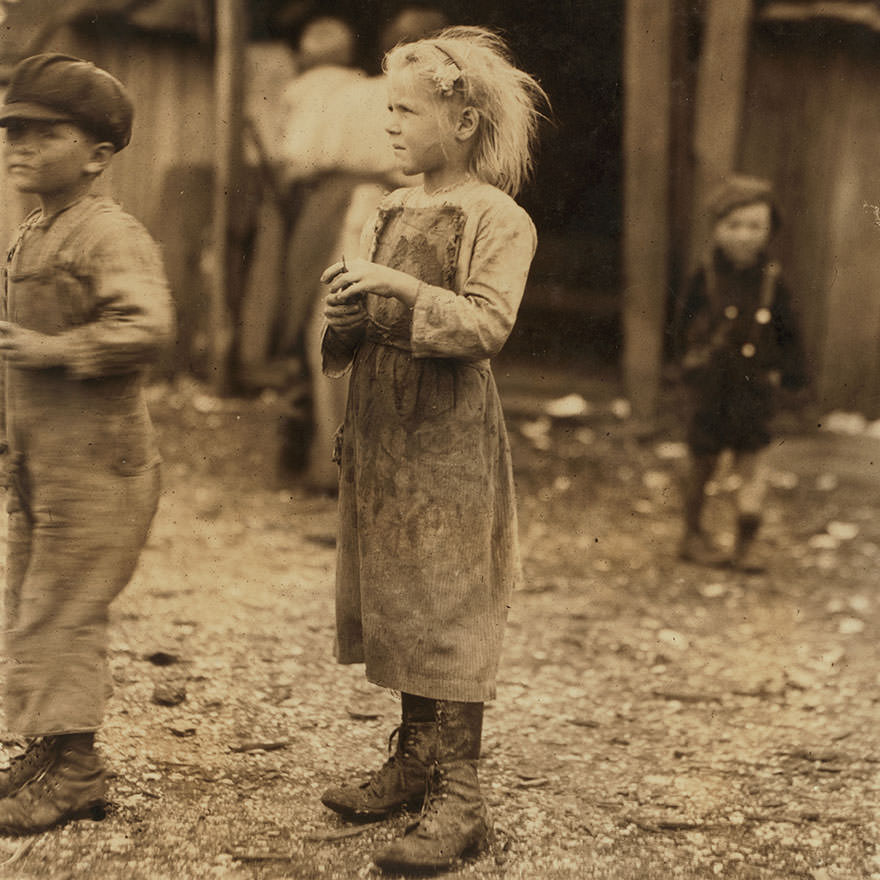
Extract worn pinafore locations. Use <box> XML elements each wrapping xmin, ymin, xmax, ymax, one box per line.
<box><xmin>333</xmin><ymin>202</ymin><xmax>519</xmax><ymax>703</ymax></box>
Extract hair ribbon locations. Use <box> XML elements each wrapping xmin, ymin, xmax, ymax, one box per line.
<box><xmin>431</xmin><ymin>44</ymin><xmax>463</xmax><ymax>96</ymax></box>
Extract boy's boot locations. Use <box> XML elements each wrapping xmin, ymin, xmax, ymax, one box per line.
<box><xmin>0</xmin><ymin>737</ymin><xmax>59</xmax><ymax>798</ymax></box>
<box><xmin>320</xmin><ymin>694</ymin><xmax>436</xmax><ymax>820</ymax></box>
<box><xmin>0</xmin><ymin>733</ymin><xmax>106</xmax><ymax>835</ymax></box>
<box><xmin>733</xmin><ymin>513</ymin><xmax>766</xmax><ymax>573</ymax></box>
<box><xmin>373</xmin><ymin>701</ymin><xmax>491</xmax><ymax>874</ymax></box>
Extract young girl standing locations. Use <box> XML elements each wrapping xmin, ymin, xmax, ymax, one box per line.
<box><xmin>319</xmin><ymin>26</ymin><xmax>546</xmax><ymax>874</ymax></box>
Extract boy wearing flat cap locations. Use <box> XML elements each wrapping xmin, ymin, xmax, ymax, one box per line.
<box><xmin>0</xmin><ymin>53</ymin><xmax>174</xmax><ymax>833</ymax></box>
<box><xmin>674</xmin><ymin>175</ymin><xmax>808</xmax><ymax>572</ymax></box>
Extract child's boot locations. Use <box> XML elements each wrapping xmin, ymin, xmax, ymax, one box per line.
<box><xmin>320</xmin><ymin>695</ymin><xmax>435</xmax><ymax>820</ymax></box>
<box><xmin>679</xmin><ymin>529</ymin><xmax>728</xmax><ymax>567</ymax></box>
<box><xmin>733</xmin><ymin>513</ymin><xmax>766</xmax><ymax>573</ymax></box>
<box><xmin>373</xmin><ymin>701</ymin><xmax>490</xmax><ymax>874</ymax></box>
<box><xmin>0</xmin><ymin>733</ymin><xmax>106</xmax><ymax>835</ymax></box>
<box><xmin>679</xmin><ymin>455</ymin><xmax>727</xmax><ymax>567</ymax></box>
<box><xmin>0</xmin><ymin>737</ymin><xmax>59</xmax><ymax>798</ymax></box>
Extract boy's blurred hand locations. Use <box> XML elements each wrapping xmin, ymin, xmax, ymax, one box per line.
<box><xmin>0</xmin><ymin>322</ymin><xmax>65</xmax><ymax>369</ymax></box>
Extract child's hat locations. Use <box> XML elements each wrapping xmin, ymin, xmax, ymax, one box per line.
<box><xmin>707</xmin><ymin>174</ymin><xmax>779</xmax><ymax>225</ymax></box>
<box><xmin>0</xmin><ymin>53</ymin><xmax>133</xmax><ymax>151</ymax></box>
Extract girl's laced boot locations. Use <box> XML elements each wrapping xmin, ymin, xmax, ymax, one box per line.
<box><xmin>320</xmin><ymin>720</ymin><xmax>435</xmax><ymax>820</ymax></box>
<box><xmin>0</xmin><ymin>733</ymin><xmax>106</xmax><ymax>835</ymax></box>
<box><xmin>373</xmin><ymin>701</ymin><xmax>490</xmax><ymax>873</ymax></box>
<box><xmin>0</xmin><ymin>737</ymin><xmax>59</xmax><ymax>798</ymax></box>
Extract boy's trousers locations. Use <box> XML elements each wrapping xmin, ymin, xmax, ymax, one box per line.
<box><xmin>4</xmin><ymin>459</ymin><xmax>159</xmax><ymax>736</ymax></box>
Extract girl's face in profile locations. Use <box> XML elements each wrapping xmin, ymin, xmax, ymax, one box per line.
<box><xmin>385</xmin><ymin>69</ymin><xmax>456</xmax><ymax>181</ymax></box>
<box><xmin>713</xmin><ymin>201</ymin><xmax>773</xmax><ymax>269</ymax></box>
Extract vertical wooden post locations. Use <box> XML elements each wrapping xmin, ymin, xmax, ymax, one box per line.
<box><xmin>622</xmin><ymin>0</ymin><xmax>674</xmax><ymax>424</ymax></box>
<box><xmin>688</xmin><ymin>0</ymin><xmax>753</xmax><ymax>268</ymax></box>
<box><xmin>210</xmin><ymin>0</ymin><xmax>247</xmax><ymax>393</ymax></box>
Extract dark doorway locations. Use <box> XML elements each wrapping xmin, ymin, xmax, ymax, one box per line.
<box><xmin>258</xmin><ymin>0</ymin><xmax>625</xmax><ymax>368</ymax></box>
<box><xmin>476</xmin><ymin>2</ymin><xmax>624</xmax><ymax>369</ymax></box>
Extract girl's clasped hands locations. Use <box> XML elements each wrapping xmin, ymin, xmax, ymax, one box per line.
<box><xmin>321</xmin><ymin>257</ymin><xmax>421</xmax><ymax>331</ymax></box>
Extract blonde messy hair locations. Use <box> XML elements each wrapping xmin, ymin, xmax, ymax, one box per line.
<box><xmin>383</xmin><ymin>25</ymin><xmax>548</xmax><ymax>197</ymax></box>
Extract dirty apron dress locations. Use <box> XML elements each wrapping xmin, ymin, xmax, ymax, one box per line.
<box><xmin>328</xmin><ymin>184</ymin><xmax>536</xmax><ymax>703</ymax></box>
<box><xmin>2</xmin><ymin>197</ymin><xmax>171</xmax><ymax>736</ymax></box>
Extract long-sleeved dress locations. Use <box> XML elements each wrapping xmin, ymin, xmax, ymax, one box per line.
<box><xmin>322</xmin><ymin>180</ymin><xmax>537</xmax><ymax>702</ymax></box>
<box><xmin>1</xmin><ymin>195</ymin><xmax>174</xmax><ymax>735</ymax></box>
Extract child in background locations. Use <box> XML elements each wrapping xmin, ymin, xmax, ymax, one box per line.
<box><xmin>319</xmin><ymin>26</ymin><xmax>546</xmax><ymax>873</ymax></box>
<box><xmin>675</xmin><ymin>175</ymin><xmax>808</xmax><ymax>572</ymax></box>
<box><xmin>0</xmin><ymin>54</ymin><xmax>174</xmax><ymax>832</ymax></box>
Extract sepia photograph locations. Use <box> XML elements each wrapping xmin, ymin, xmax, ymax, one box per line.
<box><xmin>0</xmin><ymin>1</ymin><xmax>876</xmax><ymax>878</ymax></box>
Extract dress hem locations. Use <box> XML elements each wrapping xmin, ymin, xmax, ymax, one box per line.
<box><xmin>364</xmin><ymin>670</ymin><xmax>497</xmax><ymax>704</ymax></box>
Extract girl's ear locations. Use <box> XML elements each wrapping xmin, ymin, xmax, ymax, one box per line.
<box><xmin>84</xmin><ymin>141</ymin><xmax>115</xmax><ymax>176</ymax></box>
<box><xmin>455</xmin><ymin>107</ymin><xmax>480</xmax><ymax>143</ymax></box>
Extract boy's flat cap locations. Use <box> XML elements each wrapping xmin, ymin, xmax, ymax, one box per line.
<box><xmin>707</xmin><ymin>175</ymin><xmax>779</xmax><ymax>225</ymax></box>
<box><xmin>0</xmin><ymin>53</ymin><xmax>133</xmax><ymax>151</ymax></box>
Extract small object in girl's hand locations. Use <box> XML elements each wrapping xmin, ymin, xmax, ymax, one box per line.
<box><xmin>327</xmin><ymin>255</ymin><xmax>354</xmax><ymax>291</ymax></box>
<box><xmin>336</xmin><ymin>255</ymin><xmax>363</xmax><ymax>302</ymax></box>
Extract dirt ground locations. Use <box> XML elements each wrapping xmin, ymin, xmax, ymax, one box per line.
<box><xmin>0</xmin><ymin>358</ymin><xmax>877</xmax><ymax>880</ymax></box>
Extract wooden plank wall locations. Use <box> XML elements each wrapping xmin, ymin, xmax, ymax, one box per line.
<box><xmin>1</xmin><ymin>28</ymin><xmax>215</xmax><ymax>242</ymax></box>
<box><xmin>59</xmin><ymin>28</ymin><xmax>215</xmax><ymax>235</ymax></box>
<box><xmin>740</xmin><ymin>27</ymin><xmax>880</xmax><ymax>416</ymax></box>
<box><xmin>688</xmin><ymin>0</ymin><xmax>753</xmax><ymax>271</ymax></box>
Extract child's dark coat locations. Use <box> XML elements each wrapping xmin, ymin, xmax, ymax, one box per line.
<box><xmin>675</xmin><ymin>249</ymin><xmax>808</xmax><ymax>455</ymax></box>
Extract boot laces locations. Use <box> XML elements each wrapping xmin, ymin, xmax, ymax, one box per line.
<box><xmin>10</xmin><ymin>743</ymin><xmax>102</xmax><ymax>805</ymax></box>
<box><xmin>2</xmin><ymin>738</ymin><xmax>55</xmax><ymax>778</ymax></box>
<box><xmin>359</xmin><ymin>726</ymin><xmax>405</xmax><ymax>796</ymax></box>
<box><xmin>408</xmin><ymin>761</ymin><xmax>447</xmax><ymax>833</ymax></box>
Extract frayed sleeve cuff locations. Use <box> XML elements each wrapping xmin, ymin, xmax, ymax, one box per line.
<box><xmin>321</xmin><ymin>323</ymin><xmax>365</xmax><ymax>377</ymax></box>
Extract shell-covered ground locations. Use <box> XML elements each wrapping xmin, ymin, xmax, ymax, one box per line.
<box><xmin>0</xmin><ymin>362</ymin><xmax>877</xmax><ymax>880</ymax></box>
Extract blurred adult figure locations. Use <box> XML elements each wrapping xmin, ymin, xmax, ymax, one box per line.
<box><xmin>275</xmin><ymin>5</ymin><xmax>449</xmax><ymax>492</ymax></box>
